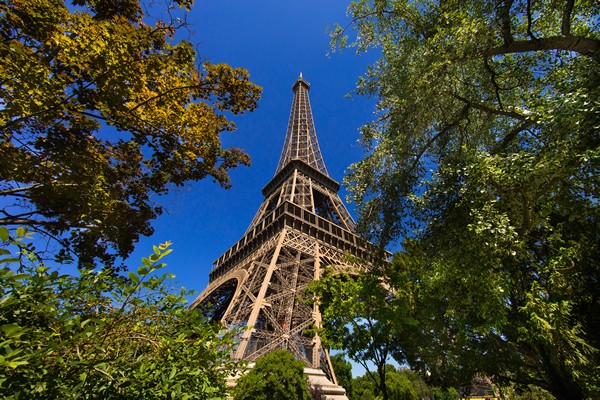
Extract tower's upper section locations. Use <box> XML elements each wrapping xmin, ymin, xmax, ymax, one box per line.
<box><xmin>275</xmin><ymin>74</ymin><xmax>328</xmax><ymax>175</ymax></box>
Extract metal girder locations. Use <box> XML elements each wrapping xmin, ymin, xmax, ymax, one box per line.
<box><xmin>190</xmin><ymin>75</ymin><xmax>381</xmax><ymax>393</ymax></box>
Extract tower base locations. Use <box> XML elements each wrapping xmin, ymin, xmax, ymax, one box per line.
<box><xmin>305</xmin><ymin>367</ymin><xmax>349</xmax><ymax>400</ymax></box>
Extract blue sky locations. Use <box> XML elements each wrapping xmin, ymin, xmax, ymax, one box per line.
<box><xmin>130</xmin><ymin>0</ymin><xmax>380</xmax><ymax>299</ymax></box>
<box><xmin>128</xmin><ymin>1</ymin><xmax>382</xmax><ymax>375</ymax></box>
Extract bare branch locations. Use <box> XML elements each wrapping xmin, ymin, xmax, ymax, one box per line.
<box><xmin>482</xmin><ymin>36</ymin><xmax>600</xmax><ymax>62</ymax></box>
<box><xmin>0</xmin><ymin>218</ymin><xmax>53</xmax><ymax>226</ymax></box>
<box><xmin>392</xmin><ymin>104</ymin><xmax>469</xmax><ymax>179</ymax></box>
<box><xmin>526</xmin><ymin>0</ymin><xmax>538</xmax><ymax>41</ymax></box>
<box><xmin>78</xmin><ymin>111</ymin><xmax>108</xmax><ymax>122</ymax></box>
<box><xmin>561</xmin><ymin>0</ymin><xmax>575</xmax><ymax>36</ymax></box>
<box><xmin>127</xmin><ymin>335</ymin><xmax>160</xmax><ymax>348</ymax></box>
<box><xmin>498</xmin><ymin>0</ymin><xmax>515</xmax><ymax>45</ymax></box>
<box><xmin>0</xmin><ymin>211</ymin><xmax>37</xmax><ymax>220</ymax></box>
<box><xmin>483</xmin><ymin>57</ymin><xmax>504</xmax><ymax>109</ymax></box>
<box><xmin>1</xmin><ymin>182</ymin><xmax>79</xmax><ymax>197</ymax></box>
<box><xmin>0</xmin><ymin>217</ymin><xmax>96</xmax><ymax>230</ymax></box>
<box><xmin>0</xmin><ymin>184</ymin><xmax>42</xmax><ymax>196</ymax></box>
<box><xmin>491</xmin><ymin>120</ymin><xmax>534</xmax><ymax>154</ymax></box>
<box><xmin>93</xmin><ymin>366</ymin><xmax>114</xmax><ymax>381</ymax></box>
<box><xmin>450</xmin><ymin>93</ymin><xmax>530</xmax><ymax>120</ymax></box>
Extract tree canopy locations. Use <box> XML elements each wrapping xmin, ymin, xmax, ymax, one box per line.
<box><xmin>323</xmin><ymin>0</ymin><xmax>599</xmax><ymax>398</ymax></box>
<box><xmin>0</xmin><ymin>0</ymin><xmax>262</xmax><ymax>269</ymax></box>
<box><xmin>309</xmin><ymin>270</ymin><xmax>416</xmax><ymax>400</ymax></box>
<box><xmin>348</xmin><ymin>365</ymin><xmax>457</xmax><ymax>400</ymax></box>
<box><xmin>232</xmin><ymin>349</ymin><xmax>312</xmax><ymax>400</ymax></box>
<box><xmin>0</xmin><ymin>227</ymin><xmax>238</xmax><ymax>399</ymax></box>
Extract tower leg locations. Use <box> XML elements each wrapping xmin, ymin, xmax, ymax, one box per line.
<box><xmin>233</xmin><ymin>230</ymin><xmax>287</xmax><ymax>360</ymax></box>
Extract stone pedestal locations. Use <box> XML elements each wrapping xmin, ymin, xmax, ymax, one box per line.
<box><xmin>305</xmin><ymin>367</ymin><xmax>349</xmax><ymax>400</ymax></box>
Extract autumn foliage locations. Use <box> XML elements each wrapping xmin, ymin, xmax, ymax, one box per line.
<box><xmin>0</xmin><ymin>0</ymin><xmax>262</xmax><ymax>269</ymax></box>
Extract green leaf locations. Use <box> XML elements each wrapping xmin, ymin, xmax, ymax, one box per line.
<box><xmin>1</xmin><ymin>324</ymin><xmax>27</xmax><ymax>339</ymax></box>
<box><xmin>9</xmin><ymin>273</ymin><xmax>29</xmax><ymax>281</ymax></box>
<box><xmin>128</xmin><ymin>271</ymin><xmax>140</xmax><ymax>284</ymax></box>
<box><xmin>8</xmin><ymin>360</ymin><xmax>28</xmax><ymax>369</ymax></box>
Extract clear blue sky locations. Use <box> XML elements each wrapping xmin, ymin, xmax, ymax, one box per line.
<box><xmin>137</xmin><ymin>0</ymin><xmax>384</xmax><ymax>378</ymax></box>
<box><xmin>130</xmin><ymin>0</ymin><xmax>379</xmax><ymax>299</ymax></box>
<box><xmin>130</xmin><ymin>2</ymin><xmax>383</xmax><ymax>376</ymax></box>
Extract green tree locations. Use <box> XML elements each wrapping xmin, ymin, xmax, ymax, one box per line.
<box><xmin>0</xmin><ymin>226</ymin><xmax>238</xmax><ymax>399</ymax></box>
<box><xmin>0</xmin><ymin>0</ymin><xmax>261</xmax><ymax>269</ymax></box>
<box><xmin>431</xmin><ymin>386</ymin><xmax>460</xmax><ymax>400</ymax></box>
<box><xmin>309</xmin><ymin>270</ymin><xmax>416</xmax><ymax>400</ymax></box>
<box><xmin>330</xmin><ymin>353</ymin><xmax>354</xmax><ymax>398</ymax></box>
<box><xmin>331</xmin><ymin>0</ymin><xmax>599</xmax><ymax>399</ymax></box>
<box><xmin>232</xmin><ymin>349</ymin><xmax>311</xmax><ymax>400</ymax></box>
<box><xmin>349</xmin><ymin>366</ymin><xmax>437</xmax><ymax>400</ymax></box>
<box><xmin>351</xmin><ymin>374</ymin><xmax>378</xmax><ymax>400</ymax></box>
<box><xmin>384</xmin><ymin>367</ymin><xmax>419</xmax><ymax>400</ymax></box>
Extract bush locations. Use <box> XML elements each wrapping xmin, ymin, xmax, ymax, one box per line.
<box><xmin>0</xmin><ymin>227</ymin><xmax>238</xmax><ymax>399</ymax></box>
<box><xmin>232</xmin><ymin>349</ymin><xmax>311</xmax><ymax>400</ymax></box>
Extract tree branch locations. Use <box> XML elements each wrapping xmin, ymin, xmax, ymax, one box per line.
<box><xmin>491</xmin><ymin>120</ymin><xmax>534</xmax><ymax>154</ymax></box>
<box><xmin>526</xmin><ymin>0</ymin><xmax>538</xmax><ymax>41</ymax></box>
<box><xmin>128</xmin><ymin>83</ymin><xmax>207</xmax><ymax>112</ymax></box>
<box><xmin>0</xmin><ymin>184</ymin><xmax>42</xmax><ymax>196</ymax></box>
<box><xmin>78</xmin><ymin>111</ymin><xmax>108</xmax><ymax>122</ymax></box>
<box><xmin>0</xmin><ymin>210</ymin><xmax>37</xmax><ymax>220</ymax></box>
<box><xmin>1</xmin><ymin>182</ymin><xmax>79</xmax><ymax>197</ymax></box>
<box><xmin>498</xmin><ymin>0</ymin><xmax>515</xmax><ymax>45</ymax></box>
<box><xmin>0</xmin><ymin>217</ymin><xmax>96</xmax><ymax>229</ymax></box>
<box><xmin>93</xmin><ymin>366</ymin><xmax>115</xmax><ymax>381</ymax></box>
<box><xmin>483</xmin><ymin>57</ymin><xmax>504</xmax><ymax>108</ymax></box>
<box><xmin>0</xmin><ymin>78</ymin><xmax>100</xmax><ymax>133</ymax></box>
<box><xmin>561</xmin><ymin>0</ymin><xmax>575</xmax><ymax>36</ymax></box>
<box><xmin>481</xmin><ymin>36</ymin><xmax>600</xmax><ymax>61</ymax></box>
<box><xmin>450</xmin><ymin>93</ymin><xmax>529</xmax><ymax>120</ymax></box>
<box><xmin>0</xmin><ymin>218</ymin><xmax>53</xmax><ymax>226</ymax></box>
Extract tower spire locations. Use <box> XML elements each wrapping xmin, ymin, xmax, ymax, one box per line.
<box><xmin>275</xmin><ymin>75</ymin><xmax>328</xmax><ymax>175</ymax></box>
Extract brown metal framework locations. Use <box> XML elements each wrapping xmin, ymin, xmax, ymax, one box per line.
<box><xmin>190</xmin><ymin>75</ymin><xmax>378</xmax><ymax>387</ymax></box>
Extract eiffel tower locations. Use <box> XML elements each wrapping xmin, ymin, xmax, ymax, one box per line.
<box><xmin>190</xmin><ymin>74</ymin><xmax>379</xmax><ymax>398</ymax></box>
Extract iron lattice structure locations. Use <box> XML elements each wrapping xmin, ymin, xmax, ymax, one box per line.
<box><xmin>190</xmin><ymin>75</ymin><xmax>380</xmax><ymax>386</ymax></box>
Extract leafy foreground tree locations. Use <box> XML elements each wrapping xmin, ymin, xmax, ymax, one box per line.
<box><xmin>0</xmin><ymin>227</ymin><xmax>238</xmax><ymax>399</ymax></box>
<box><xmin>232</xmin><ymin>349</ymin><xmax>311</xmax><ymax>400</ymax></box>
<box><xmin>350</xmin><ymin>365</ymin><xmax>458</xmax><ymax>400</ymax></box>
<box><xmin>327</xmin><ymin>0</ymin><xmax>599</xmax><ymax>399</ymax></box>
<box><xmin>309</xmin><ymin>270</ymin><xmax>416</xmax><ymax>400</ymax></box>
<box><xmin>0</xmin><ymin>0</ymin><xmax>262</xmax><ymax>270</ymax></box>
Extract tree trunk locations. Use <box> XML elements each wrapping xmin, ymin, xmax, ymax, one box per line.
<box><xmin>377</xmin><ymin>365</ymin><xmax>389</xmax><ymax>400</ymax></box>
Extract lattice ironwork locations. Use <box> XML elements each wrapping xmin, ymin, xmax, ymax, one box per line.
<box><xmin>190</xmin><ymin>76</ymin><xmax>383</xmax><ymax>396</ymax></box>
<box><xmin>276</xmin><ymin>74</ymin><xmax>327</xmax><ymax>175</ymax></box>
